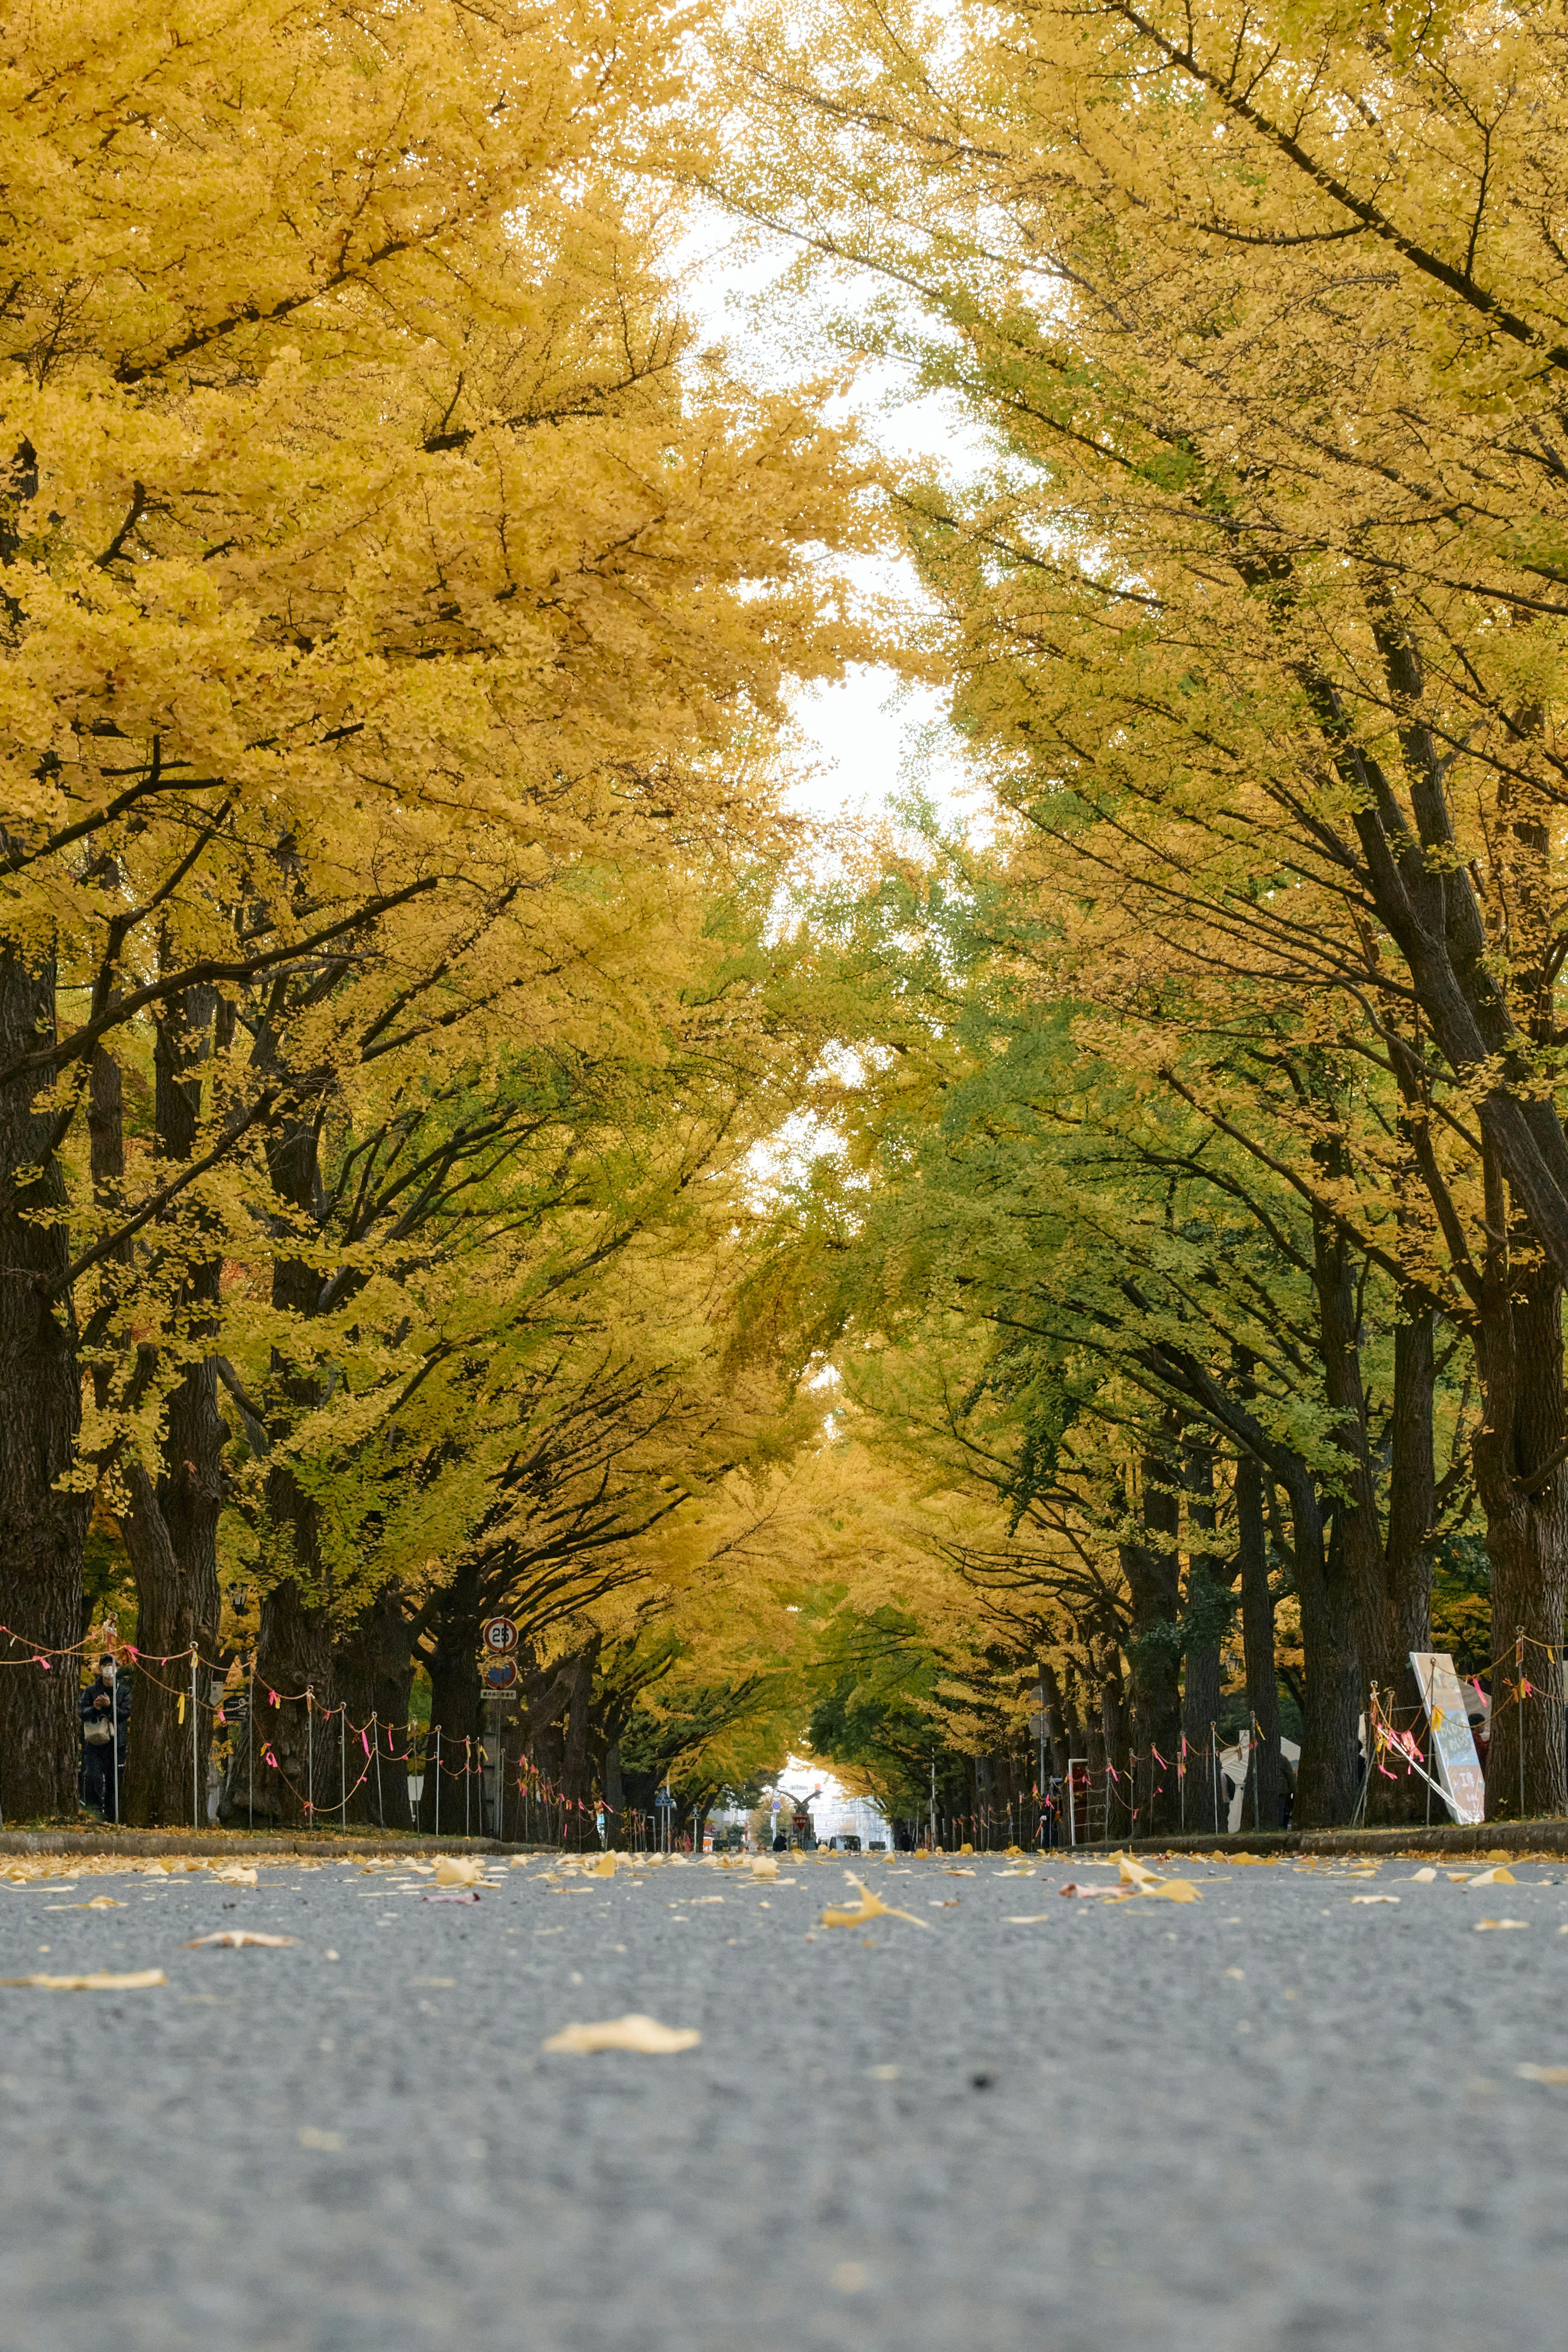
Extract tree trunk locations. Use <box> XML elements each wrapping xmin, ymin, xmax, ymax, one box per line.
<box><xmin>119</xmin><ymin>1458</ymin><xmax>216</xmax><ymax>1827</ymax></box>
<box><xmin>1236</xmin><ymin>1453</ymin><xmax>1282</xmax><ymax>1831</ymax></box>
<box><xmin>1473</xmin><ymin>1239</ymin><xmax>1568</xmax><ymax>1821</ymax></box>
<box><xmin>0</xmin><ymin>942</ymin><xmax>89</xmax><ymax>1820</ymax></box>
<box><xmin>1123</xmin><ymin>1443</ymin><xmax>1183</xmax><ymax>1835</ymax></box>
<box><xmin>1100</xmin><ymin>1661</ymin><xmax>1129</xmax><ymax>1840</ymax></box>
<box><xmin>420</xmin><ymin>1561</ymin><xmax>484</xmax><ymax>1834</ymax></box>
<box><xmin>603</xmin><ymin>1739</ymin><xmax>627</xmax><ymax>1848</ymax></box>
<box><xmin>252</xmin><ymin>1575</ymin><xmax>338</xmax><ymax>1826</ymax></box>
<box><xmin>559</xmin><ymin>1637</ymin><xmax>601</xmax><ymax>1850</ymax></box>
<box><xmin>1180</xmin><ymin>1438</ymin><xmax>1234</xmax><ymax>1835</ymax></box>
<box><xmin>333</xmin><ymin>1584</ymin><xmax>414</xmax><ymax>1829</ymax></box>
<box><xmin>1362</xmin><ymin>1300</ymin><xmax>1438</xmax><ymax>1826</ymax></box>
<box><xmin>1282</xmin><ymin>1461</ymin><xmax>1361</xmax><ymax>1826</ymax></box>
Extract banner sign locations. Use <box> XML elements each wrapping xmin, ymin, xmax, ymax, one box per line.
<box><xmin>1410</xmin><ymin>1651</ymin><xmax>1487</xmax><ymax>1825</ymax></box>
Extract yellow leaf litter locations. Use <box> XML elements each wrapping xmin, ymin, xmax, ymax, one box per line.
<box><xmin>820</xmin><ymin>1872</ymin><xmax>933</xmax><ymax>1930</ymax></box>
<box><xmin>1</xmin><ymin>1969</ymin><xmax>168</xmax><ymax>1991</ymax></box>
<box><xmin>543</xmin><ymin>2015</ymin><xmax>700</xmax><ymax>2055</ymax></box>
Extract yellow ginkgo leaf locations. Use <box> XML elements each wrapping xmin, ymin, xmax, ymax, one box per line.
<box><xmin>1150</xmin><ymin>1880</ymin><xmax>1201</xmax><ymax>1903</ymax></box>
<box><xmin>1517</xmin><ymin>2064</ymin><xmax>1568</xmax><ymax>2084</ymax></box>
<box><xmin>1474</xmin><ymin>1918</ymin><xmax>1528</xmax><ymax>1931</ymax></box>
<box><xmin>820</xmin><ymin>1872</ymin><xmax>933</xmax><ymax>1931</ymax></box>
<box><xmin>183</xmin><ymin>1931</ymin><xmax>298</xmax><ymax>1948</ymax></box>
<box><xmin>432</xmin><ymin>1856</ymin><xmax>486</xmax><ymax>1887</ymax></box>
<box><xmin>542</xmin><ymin>2014</ymin><xmax>700</xmax><ymax>2055</ymax></box>
<box><xmin>1118</xmin><ymin>1858</ymin><xmax>1161</xmax><ymax>1888</ymax></box>
<box><xmin>1468</xmin><ymin>1866</ymin><xmax>1516</xmax><ymax>1885</ymax></box>
<box><xmin>1</xmin><ymin>1969</ymin><xmax>168</xmax><ymax>1991</ymax></box>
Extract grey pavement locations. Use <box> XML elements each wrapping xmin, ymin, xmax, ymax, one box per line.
<box><xmin>2</xmin><ymin>1847</ymin><xmax>1566</xmax><ymax>2351</ymax></box>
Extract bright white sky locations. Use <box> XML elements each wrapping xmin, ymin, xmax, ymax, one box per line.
<box><xmin>683</xmin><ymin>211</ymin><xmax>990</xmax><ymax>831</ymax></box>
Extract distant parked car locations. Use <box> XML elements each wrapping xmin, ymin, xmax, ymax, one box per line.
<box><xmin>826</xmin><ymin>1834</ymin><xmax>862</xmax><ymax>1853</ymax></box>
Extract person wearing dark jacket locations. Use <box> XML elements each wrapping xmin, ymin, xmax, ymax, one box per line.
<box><xmin>80</xmin><ymin>1657</ymin><xmax>130</xmax><ymax>1820</ymax></box>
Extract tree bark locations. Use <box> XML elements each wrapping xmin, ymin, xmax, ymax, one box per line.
<box><xmin>1236</xmin><ymin>1453</ymin><xmax>1281</xmax><ymax>1831</ymax></box>
<box><xmin>252</xmin><ymin>1577</ymin><xmax>338</xmax><ymax>1826</ymax></box>
<box><xmin>1123</xmin><ymin>1444</ymin><xmax>1183</xmax><ymax>1835</ymax></box>
<box><xmin>1180</xmin><ymin>1443</ymin><xmax>1233</xmax><ymax>1836</ymax></box>
<box><xmin>1362</xmin><ymin>1298</ymin><xmax>1438</xmax><ymax>1826</ymax></box>
<box><xmin>419</xmin><ymin>1560</ymin><xmax>484</xmax><ymax>1834</ymax></box>
<box><xmin>0</xmin><ymin>942</ymin><xmax>89</xmax><ymax>1819</ymax></box>
<box><xmin>1472</xmin><ymin>1233</ymin><xmax>1568</xmax><ymax>1821</ymax></box>
<box><xmin>333</xmin><ymin>1584</ymin><xmax>414</xmax><ymax>1829</ymax></box>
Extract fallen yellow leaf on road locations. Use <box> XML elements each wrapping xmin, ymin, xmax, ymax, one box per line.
<box><xmin>0</xmin><ymin>1969</ymin><xmax>167</xmax><ymax>1991</ymax></box>
<box><xmin>432</xmin><ymin>1855</ymin><xmax>486</xmax><ymax>1887</ymax></box>
<box><xmin>1474</xmin><ymin>1918</ymin><xmax>1528</xmax><ymax>1931</ymax></box>
<box><xmin>1350</xmin><ymin>1895</ymin><xmax>1400</xmax><ymax>1906</ymax></box>
<box><xmin>1408</xmin><ymin>1868</ymin><xmax>1438</xmax><ymax>1883</ymax></box>
<box><xmin>83</xmin><ymin>1895</ymin><xmax>124</xmax><ymax>1909</ymax></box>
<box><xmin>1005</xmin><ymin>1915</ymin><xmax>1052</xmax><ymax>1924</ymax></box>
<box><xmin>1150</xmin><ymin>1880</ymin><xmax>1202</xmax><ymax>1904</ymax></box>
<box><xmin>1468</xmin><ymin>1866</ymin><xmax>1516</xmax><ymax>1885</ymax></box>
<box><xmin>209</xmin><ymin>1866</ymin><xmax>258</xmax><ymax>1886</ymax></box>
<box><xmin>184</xmin><ymin>1931</ymin><xmax>298</xmax><ymax>1948</ymax></box>
<box><xmin>821</xmin><ymin>1873</ymin><xmax>932</xmax><ymax>1931</ymax></box>
<box><xmin>543</xmin><ymin>2014</ymin><xmax>700</xmax><ymax>2054</ymax></box>
<box><xmin>1517</xmin><ymin>2065</ymin><xmax>1568</xmax><ymax>2084</ymax></box>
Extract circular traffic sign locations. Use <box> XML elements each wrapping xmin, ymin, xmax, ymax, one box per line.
<box><xmin>484</xmin><ymin>1659</ymin><xmax>519</xmax><ymax>1691</ymax></box>
<box><xmin>480</xmin><ymin>1616</ymin><xmax>518</xmax><ymax>1657</ymax></box>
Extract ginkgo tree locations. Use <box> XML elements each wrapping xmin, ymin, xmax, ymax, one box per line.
<box><xmin>0</xmin><ymin>0</ymin><xmax>875</xmax><ymax>1817</ymax></box>
<box><xmin>721</xmin><ymin>0</ymin><xmax>1568</xmax><ymax>1820</ymax></box>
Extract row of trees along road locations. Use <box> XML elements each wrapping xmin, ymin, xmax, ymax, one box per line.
<box><xmin>0</xmin><ymin>0</ymin><xmax>874</xmax><ymax>1827</ymax></box>
<box><xmin>10</xmin><ymin>0</ymin><xmax>1568</xmax><ymax>1838</ymax></box>
<box><xmin>719</xmin><ymin>0</ymin><xmax>1568</xmax><ymax>1826</ymax></box>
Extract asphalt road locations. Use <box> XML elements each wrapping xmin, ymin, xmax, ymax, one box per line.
<box><xmin>2</xmin><ymin>1846</ymin><xmax>1566</xmax><ymax>2352</ymax></box>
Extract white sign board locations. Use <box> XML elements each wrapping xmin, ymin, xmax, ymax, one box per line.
<box><xmin>1410</xmin><ymin>1651</ymin><xmax>1487</xmax><ymax>1825</ymax></box>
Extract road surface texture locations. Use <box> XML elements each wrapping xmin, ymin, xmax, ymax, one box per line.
<box><xmin>2</xmin><ymin>1846</ymin><xmax>1566</xmax><ymax>2351</ymax></box>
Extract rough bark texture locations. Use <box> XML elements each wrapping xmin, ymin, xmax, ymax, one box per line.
<box><xmin>120</xmin><ymin>1455</ymin><xmax>217</xmax><ymax>1828</ymax></box>
<box><xmin>1123</xmin><ymin>1448</ymin><xmax>1183</xmax><ymax>1836</ymax></box>
<box><xmin>1282</xmin><ymin>1459</ymin><xmax>1361</xmax><ymax>1827</ymax></box>
<box><xmin>0</xmin><ymin>943</ymin><xmax>89</xmax><ymax>1820</ymax></box>
<box><xmin>1179</xmin><ymin>1440</ymin><xmax>1234</xmax><ymax>1836</ymax></box>
<box><xmin>418</xmin><ymin>1561</ymin><xmax>484</xmax><ymax>1834</ymax></box>
<box><xmin>1236</xmin><ymin>1453</ymin><xmax>1282</xmax><ymax>1832</ymax></box>
<box><xmin>252</xmin><ymin>1578</ymin><xmax>338</xmax><ymax>1826</ymax></box>
<box><xmin>333</xmin><ymin>1585</ymin><xmax>415</xmax><ymax>1830</ymax></box>
<box><xmin>1292</xmin><ymin>1209</ymin><xmax>1371</xmax><ymax>1825</ymax></box>
<box><xmin>1473</xmin><ymin>1238</ymin><xmax>1568</xmax><ymax>1821</ymax></box>
<box><xmin>1362</xmin><ymin>1301</ymin><xmax>1438</xmax><ymax>1826</ymax></box>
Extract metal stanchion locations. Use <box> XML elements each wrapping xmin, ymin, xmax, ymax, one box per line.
<box><xmin>340</xmin><ymin>1704</ymin><xmax>347</xmax><ymax>1832</ymax></box>
<box><xmin>306</xmin><ymin>1686</ymin><xmax>314</xmax><ymax>1822</ymax></box>
<box><xmin>372</xmin><ymin>1713</ymin><xmax>383</xmax><ymax>1829</ymax></box>
<box><xmin>248</xmin><ymin>1660</ymin><xmax>255</xmax><ymax>1829</ymax></box>
<box><xmin>191</xmin><ymin>1650</ymin><xmax>200</xmax><ymax>1829</ymax></box>
<box><xmin>434</xmin><ymin>1724</ymin><xmax>441</xmax><ymax>1838</ymax></box>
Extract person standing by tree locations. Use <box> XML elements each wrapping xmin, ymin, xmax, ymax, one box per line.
<box><xmin>80</xmin><ymin>1659</ymin><xmax>129</xmax><ymax>1823</ymax></box>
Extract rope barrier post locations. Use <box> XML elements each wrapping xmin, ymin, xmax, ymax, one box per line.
<box><xmin>1250</xmin><ymin>1711</ymin><xmax>1259</xmax><ymax>1834</ymax></box>
<box><xmin>192</xmin><ymin>1648</ymin><xmax>200</xmax><ymax>1830</ymax></box>
<box><xmin>306</xmin><ymin>1685</ymin><xmax>314</xmax><ymax>1824</ymax></box>
<box><xmin>248</xmin><ymin>1660</ymin><xmax>255</xmax><ymax>1830</ymax></box>
<box><xmin>372</xmin><ymin>1713</ymin><xmax>382</xmax><ymax>1829</ymax></box>
<box><xmin>434</xmin><ymin>1724</ymin><xmax>441</xmax><ymax>1839</ymax></box>
<box><xmin>111</xmin><ymin>1663</ymin><xmax>120</xmax><ymax>1826</ymax></box>
<box><xmin>1211</xmin><ymin>1722</ymin><xmax>1220</xmax><ymax>1837</ymax></box>
<box><xmin>340</xmin><ymin>1704</ymin><xmax>347</xmax><ymax>1833</ymax></box>
<box><xmin>465</xmin><ymin>1735</ymin><xmax>472</xmax><ymax>1840</ymax></box>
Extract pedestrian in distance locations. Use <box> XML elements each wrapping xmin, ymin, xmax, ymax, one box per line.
<box><xmin>80</xmin><ymin>1656</ymin><xmax>130</xmax><ymax>1821</ymax></box>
